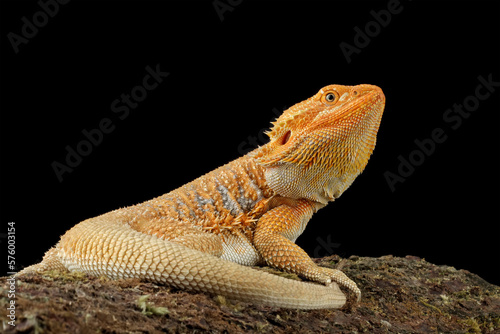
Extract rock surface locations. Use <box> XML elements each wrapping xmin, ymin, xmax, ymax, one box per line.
<box><xmin>1</xmin><ymin>255</ymin><xmax>499</xmax><ymax>333</ymax></box>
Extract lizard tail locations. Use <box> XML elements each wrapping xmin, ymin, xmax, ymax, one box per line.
<box><xmin>17</xmin><ymin>213</ymin><xmax>346</xmax><ymax>309</ymax></box>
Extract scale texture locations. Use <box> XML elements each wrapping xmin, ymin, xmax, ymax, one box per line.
<box><xmin>18</xmin><ymin>84</ymin><xmax>385</xmax><ymax>309</ymax></box>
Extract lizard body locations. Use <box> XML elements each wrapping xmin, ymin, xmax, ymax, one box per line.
<box><xmin>19</xmin><ymin>84</ymin><xmax>385</xmax><ymax>309</ymax></box>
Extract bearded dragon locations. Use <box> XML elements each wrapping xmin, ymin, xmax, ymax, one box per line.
<box><xmin>18</xmin><ymin>84</ymin><xmax>385</xmax><ymax>309</ymax></box>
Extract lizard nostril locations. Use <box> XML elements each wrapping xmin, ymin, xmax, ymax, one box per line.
<box><xmin>353</xmin><ymin>90</ymin><xmax>359</xmax><ymax>96</ymax></box>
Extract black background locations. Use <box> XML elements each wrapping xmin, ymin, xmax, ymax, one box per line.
<box><xmin>1</xmin><ymin>1</ymin><xmax>499</xmax><ymax>285</ymax></box>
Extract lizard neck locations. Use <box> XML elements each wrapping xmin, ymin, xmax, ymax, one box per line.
<box><xmin>249</xmin><ymin>145</ymin><xmax>341</xmax><ymax>205</ymax></box>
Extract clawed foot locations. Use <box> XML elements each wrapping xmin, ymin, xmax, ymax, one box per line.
<box><xmin>319</xmin><ymin>268</ymin><xmax>361</xmax><ymax>304</ymax></box>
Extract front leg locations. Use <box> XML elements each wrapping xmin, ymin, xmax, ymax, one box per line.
<box><xmin>253</xmin><ymin>199</ymin><xmax>361</xmax><ymax>302</ymax></box>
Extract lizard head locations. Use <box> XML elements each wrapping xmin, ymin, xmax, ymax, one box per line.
<box><xmin>253</xmin><ymin>84</ymin><xmax>385</xmax><ymax>204</ymax></box>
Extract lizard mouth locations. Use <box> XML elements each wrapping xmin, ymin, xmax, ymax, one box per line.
<box><xmin>366</xmin><ymin>85</ymin><xmax>386</xmax><ymax>107</ymax></box>
<box><xmin>322</xmin><ymin>84</ymin><xmax>385</xmax><ymax>128</ymax></box>
<box><xmin>363</xmin><ymin>85</ymin><xmax>385</xmax><ymax>110</ymax></box>
<box><xmin>351</xmin><ymin>84</ymin><xmax>385</xmax><ymax>108</ymax></box>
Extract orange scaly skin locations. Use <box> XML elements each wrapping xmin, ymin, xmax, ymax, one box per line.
<box><xmin>18</xmin><ymin>84</ymin><xmax>385</xmax><ymax>309</ymax></box>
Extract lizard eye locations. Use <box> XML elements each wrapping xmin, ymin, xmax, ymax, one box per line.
<box><xmin>322</xmin><ymin>91</ymin><xmax>339</xmax><ymax>104</ymax></box>
<box><xmin>325</xmin><ymin>93</ymin><xmax>336</xmax><ymax>102</ymax></box>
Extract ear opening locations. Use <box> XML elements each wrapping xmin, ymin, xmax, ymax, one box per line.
<box><xmin>280</xmin><ymin>130</ymin><xmax>292</xmax><ymax>145</ymax></box>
